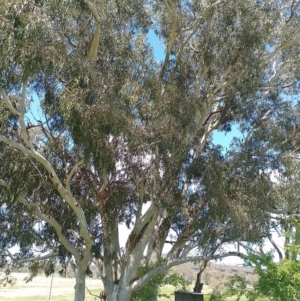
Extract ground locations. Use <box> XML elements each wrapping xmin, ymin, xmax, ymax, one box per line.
<box><xmin>0</xmin><ymin>273</ymin><xmax>208</xmax><ymax>301</ymax></box>
<box><xmin>0</xmin><ymin>272</ymin><xmax>257</xmax><ymax>301</ymax></box>
<box><xmin>0</xmin><ymin>273</ymin><xmax>103</xmax><ymax>301</ymax></box>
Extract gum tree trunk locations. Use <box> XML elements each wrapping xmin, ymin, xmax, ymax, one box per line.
<box><xmin>74</xmin><ymin>262</ymin><xmax>86</xmax><ymax>301</ymax></box>
<box><xmin>74</xmin><ymin>249</ymin><xmax>92</xmax><ymax>301</ymax></box>
<box><xmin>105</xmin><ymin>282</ymin><xmax>132</xmax><ymax>301</ymax></box>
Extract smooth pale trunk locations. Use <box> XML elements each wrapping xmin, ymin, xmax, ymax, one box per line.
<box><xmin>105</xmin><ymin>282</ymin><xmax>132</xmax><ymax>301</ymax></box>
<box><xmin>74</xmin><ymin>263</ymin><xmax>86</xmax><ymax>301</ymax></box>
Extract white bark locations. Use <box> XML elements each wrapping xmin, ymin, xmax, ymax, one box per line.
<box><xmin>0</xmin><ymin>247</ymin><xmax>58</xmax><ymax>263</ymax></box>
<box><xmin>0</xmin><ymin>83</ymin><xmax>94</xmax><ymax>301</ymax></box>
<box><xmin>105</xmin><ymin>282</ymin><xmax>131</xmax><ymax>301</ymax></box>
<box><xmin>0</xmin><ymin>134</ymin><xmax>91</xmax><ymax>247</ymax></box>
<box><xmin>74</xmin><ymin>262</ymin><xmax>87</xmax><ymax>301</ymax></box>
<box><xmin>122</xmin><ymin>205</ymin><xmax>159</xmax><ymax>289</ymax></box>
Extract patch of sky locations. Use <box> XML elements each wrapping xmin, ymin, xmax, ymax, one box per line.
<box><xmin>212</xmin><ymin>124</ymin><xmax>242</xmax><ymax>152</ymax></box>
<box><xmin>147</xmin><ymin>29</ymin><xmax>165</xmax><ymax>62</ymax></box>
<box><xmin>27</xmin><ymin>92</ymin><xmax>44</xmax><ymax>123</ymax></box>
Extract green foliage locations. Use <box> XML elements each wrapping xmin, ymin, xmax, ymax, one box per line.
<box><xmin>1</xmin><ymin>1</ymin><xmax>300</xmax><ymax>301</ymax></box>
<box><xmin>209</xmin><ymin>275</ymin><xmax>248</xmax><ymax>301</ymax></box>
<box><xmin>132</xmin><ymin>260</ymin><xmax>190</xmax><ymax>301</ymax></box>
<box><xmin>245</xmin><ymin>253</ymin><xmax>300</xmax><ymax>301</ymax></box>
<box><xmin>222</xmin><ymin>248</ymin><xmax>300</xmax><ymax>301</ymax></box>
<box><xmin>222</xmin><ymin>275</ymin><xmax>247</xmax><ymax>301</ymax></box>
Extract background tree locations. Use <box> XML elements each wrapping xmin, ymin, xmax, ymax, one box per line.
<box><xmin>1</xmin><ymin>1</ymin><xmax>300</xmax><ymax>301</ymax></box>
<box><xmin>217</xmin><ymin>134</ymin><xmax>300</xmax><ymax>301</ymax></box>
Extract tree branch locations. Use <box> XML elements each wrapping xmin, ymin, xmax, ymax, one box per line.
<box><xmin>131</xmin><ymin>177</ymin><xmax>147</xmax><ymax>233</ymax></box>
<box><xmin>0</xmin><ymin>248</ymin><xmax>59</xmax><ymax>264</ymax></box>
<box><xmin>194</xmin><ymin>64</ymin><xmax>210</xmax><ymax>96</ymax></box>
<box><xmin>123</xmin><ymin>205</ymin><xmax>159</xmax><ymax>282</ymax></box>
<box><xmin>268</xmin><ymin>234</ymin><xmax>283</xmax><ymax>260</ymax></box>
<box><xmin>0</xmin><ymin>179</ymin><xmax>9</xmax><ymax>189</ymax></box>
<box><xmin>66</xmin><ymin>159</ymin><xmax>84</xmax><ymax>188</ymax></box>
<box><xmin>263</xmin><ymin>25</ymin><xmax>300</xmax><ymax>62</ymax></box>
<box><xmin>0</xmin><ymin>89</ymin><xmax>20</xmax><ymax>117</ymax></box>
<box><xmin>0</xmin><ymin>134</ymin><xmax>91</xmax><ymax>245</ymax></box>
<box><xmin>86</xmin><ymin>286</ymin><xmax>101</xmax><ymax>299</ymax></box>
<box><xmin>18</xmin><ymin>79</ymin><xmax>35</xmax><ymax>151</ymax></box>
<box><xmin>179</xmin><ymin>0</ymin><xmax>226</xmax><ymax>49</ymax></box>
<box><xmin>157</xmin><ymin>1</ymin><xmax>178</xmax><ymax>102</ymax></box>
<box><xmin>17</xmin><ymin>195</ymin><xmax>81</xmax><ymax>260</ymax></box>
<box><xmin>162</xmin><ymin>0</ymin><xmax>173</xmax><ymax>17</ymax></box>
<box><xmin>130</xmin><ymin>251</ymin><xmax>243</xmax><ymax>293</ymax></box>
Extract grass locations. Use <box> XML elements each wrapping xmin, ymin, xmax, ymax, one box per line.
<box><xmin>225</xmin><ymin>297</ymin><xmax>269</xmax><ymax>301</ymax></box>
<box><xmin>0</xmin><ymin>277</ymin><xmax>190</xmax><ymax>301</ymax></box>
<box><xmin>1</xmin><ymin>295</ymin><xmax>103</xmax><ymax>301</ymax></box>
<box><xmin>0</xmin><ymin>273</ymin><xmax>270</xmax><ymax>301</ymax></box>
<box><xmin>158</xmin><ymin>285</ymin><xmax>178</xmax><ymax>301</ymax></box>
<box><xmin>2</xmin><ymin>273</ymin><xmax>195</xmax><ymax>301</ymax></box>
<box><xmin>225</xmin><ymin>297</ymin><xmax>247</xmax><ymax>301</ymax></box>
<box><xmin>0</xmin><ymin>273</ymin><xmax>102</xmax><ymax>301</ymax></box>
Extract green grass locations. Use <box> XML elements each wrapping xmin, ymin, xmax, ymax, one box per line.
<box><xmin>225</xmin><ymin>296</ymin><xmax>247</xmax><ymax>301</ymax></box>
<box><xmin>158</xmin><ymin>285</ymin><xmax>177</xmax><ymax>301</ymax></box>
<box><xmin>225</xmin><ymin>296</ymin><xmax>269</xmax><ymax>301</ymax></box>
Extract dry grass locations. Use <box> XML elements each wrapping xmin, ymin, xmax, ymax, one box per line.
<box><xmin>0</xmin><ymin>273</ymin><xmax>267</xmax><ymax>301</ymax></box>
<box><xmin>0</xmin><ymin>273</ymin><xmax>182</xmax><ymax>301</ymax></box>
<box><xmin>0</xmin><ymin>273</ymin><xmax>102</xmax><ymax>301</ymax></box>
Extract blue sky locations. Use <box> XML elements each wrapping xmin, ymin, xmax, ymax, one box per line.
<box><xmin>148</xmin><ymin>29</ymin><xmax>165</xmax><ymax>61</ymax></box>
<box><xmin>212</xmin><ymin>125</ymin><xmax>241</xmax><ymax>150</ymax></box>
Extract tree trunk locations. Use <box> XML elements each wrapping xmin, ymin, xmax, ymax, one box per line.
<box><xmin>193</xmin><ymin>272</ymin><xmax>203</xmax><ymax>293</ymax></box>
<box><xmin>105</xmin><ymin>282</ymin><xmax>132</xmax><ymax>301</ymax></box>
<box><xmin>193</xmin><ymin>260</ymin><xmax>208</xmax><ymax>293</ymax></box>
<box><xmin>74</xmin><ymin>263</ymin><xmax>87</xmax><ymax>301</ymax></box>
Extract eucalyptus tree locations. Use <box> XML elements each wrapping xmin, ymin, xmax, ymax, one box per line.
<box><xmin>231</xmin><ymin>97</ymin><xmax>300</xmax><ymax>243</ymax></box>
<box><xmin>1</xmin><ymin>1</ymin><xmax>300</xmax><ymax>301</ymax></box>
<box><xmin>222</xmin><ymin>103</ymin><xmax>300</xmax><ymax>301</ymax></box>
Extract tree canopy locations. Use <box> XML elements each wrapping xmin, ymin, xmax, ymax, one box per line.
<box><xmin>1</xmin><ymin>1</ymin><xmax>300</xmax><ymax>301</ymax></box>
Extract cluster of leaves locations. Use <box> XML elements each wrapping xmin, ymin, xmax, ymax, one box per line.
<box><xmin>215</xmin><ymin>250</ymin><xmax>300</xmax><ymax>301</ymax></box>
<box><xmin>1</xmin><ymin>0</ymin><xmax>300</xmax><ymax>300</ymax></box>
<box><xmin>244</xmin><ymin>252</ymin><xmax>300</xmax><ymax>301</ymax></box>
<box><xmin>211</xmin><ymin>275</ymin><xmax>248</xmax><ymax>301</ymax></box>
<box><xmin>132</xmin><ymin>259</ymin><xmax>190</xmax><ymax>301</ymax></box>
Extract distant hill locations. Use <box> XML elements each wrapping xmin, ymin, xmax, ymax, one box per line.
<box><xmin>1</xmin><ymin>257</ymin><xmax>256</xmax><ymax>294</ymax></box>
<box><xmin>172</xmin><ymin>261</ymin><xmax>256</xmax><ymax>292</ymax></box>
